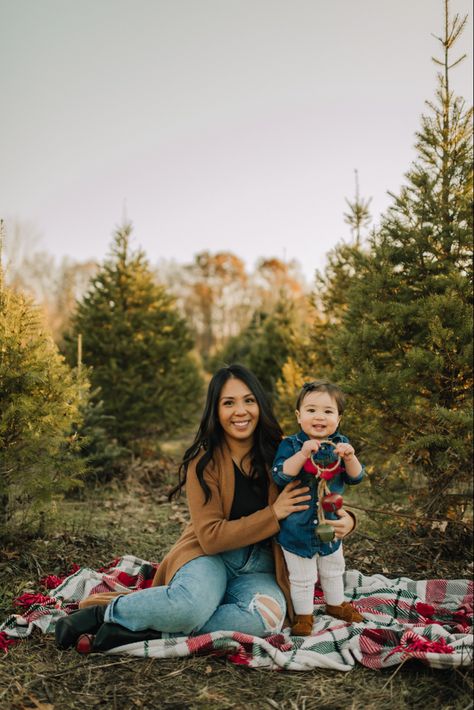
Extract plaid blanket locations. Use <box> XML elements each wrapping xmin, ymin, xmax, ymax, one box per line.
<box><xmin>1</xmin><ymin>555</ymin><xmax>472</xmax><ymax>671</ymax></box>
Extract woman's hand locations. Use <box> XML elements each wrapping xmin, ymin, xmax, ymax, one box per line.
<box><xmin>78</xmin><ymin>591</ymin><xmax>131</xmax><ymax>609</ymax></box>
<box><xmin>273</xmin><ymin>480</ymin><xmax>311</xmax><ymax>520</ymax></box>
<box><xmin>326</xmin><ymin>509</ymin><xmax>356</xmax><ymax>539</ymax></box>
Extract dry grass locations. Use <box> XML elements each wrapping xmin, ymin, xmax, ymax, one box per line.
<box><xmin>1</xmin><ymin>458</ymin><xmax>472</xmax><ymax>710</ymax></box>
<box><xmin>1</xmin><ymin>635</ymin><xmax>472</xmax><ymax>710</ymax></box>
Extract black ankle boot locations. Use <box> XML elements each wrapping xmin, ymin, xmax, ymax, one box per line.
<box><xmin>55</xmin><ymin>605</ymin><xmax>106</xmax><ymax>649</ymax></box>
<box><xmin>89</xmin><ymin>622</ymin><xmax>162</xmax><ymax>652</ymax></box>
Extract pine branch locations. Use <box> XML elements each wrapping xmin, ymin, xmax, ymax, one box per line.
<box><xmin>448</xmin><ymin>54</ymin><xmax>467</xmax><ymax>69</ymax></box>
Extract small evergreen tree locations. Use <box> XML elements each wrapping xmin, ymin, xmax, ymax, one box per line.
<box><xmin>76</xmin><ymin>391</ymin><xmax>128</xmax><ymax>480</ymax></box>
<box><xmin>64</xmin><ymin>224</ymin><xmax>204</xmax><ymax>451</ymax></box>
<box><xmin>274</xmin><ymin>358</ymin><xmax>306</xmax><ymax>434</ymax></box>
<box><xmin>0</xmin><ymin>230</ymin><xmax>87</xmax><ymax>536</ymax></box>
<box><xmin>321</xmin><ymin>2</ymin><xmax>473</xmax><ymax>516</ymax></box>
<box><xmin>308</xmin><ymin>241</ymin><xmax>367</xmax><ymax>379</ymax></box>
<box><xmin>213</xmin><ymin>298</ymin><xmax>303</xmax><ymax>400</ymax></box>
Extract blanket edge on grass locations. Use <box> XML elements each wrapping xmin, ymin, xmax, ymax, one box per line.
<box><xmin>1</xmin><ymin>554</ymin><xmax>472</xmax><ymax>670</ymax></box>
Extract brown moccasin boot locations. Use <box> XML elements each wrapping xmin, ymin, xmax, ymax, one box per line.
<box><xmin>291</xmin><ymin>614</ymin><xmax>314</xmax><ymax>636</ymax></box>
<box><xmin>325</xmin><ymin>601</ymin><xmax>363</xmax><ymax>623</ymax></box>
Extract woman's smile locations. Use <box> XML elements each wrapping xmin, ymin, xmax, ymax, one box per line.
<box><xmin>231</xmin><ymin>419</ymin><xmax>251</xmax><ymax>429</ymax></box>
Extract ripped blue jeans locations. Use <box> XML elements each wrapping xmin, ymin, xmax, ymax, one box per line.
<box><xmin>104</xmin><ymin>543</ymin><xmax>286</xmax><ymax>637</ymax></box>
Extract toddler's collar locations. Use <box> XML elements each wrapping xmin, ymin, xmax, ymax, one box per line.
<box><xmin>296</xmin><ymin>429</ymin><xmax>342</xmax><ymax>444</ymax></box>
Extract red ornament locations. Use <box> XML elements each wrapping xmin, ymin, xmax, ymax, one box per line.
<box><xmin>303</xmin><ymin>458</ymin><xmax>318</xmax><ymax>475</ymax></box>
<box><xmin>321</xmin><ymin>493</ymin><xmax>343</xmax><ymax>513</ymax></box>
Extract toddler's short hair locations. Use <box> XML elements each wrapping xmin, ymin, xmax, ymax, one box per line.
<box><xmin>296</xmin><ymin>380</ymin><xmax>346</xmax><ymax>415</ymax></box>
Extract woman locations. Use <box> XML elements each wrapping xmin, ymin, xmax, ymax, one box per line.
<box><xmin>56</xmin><ymin>365</ymin><xmax>356</xmax><ymax>651</ymax></box>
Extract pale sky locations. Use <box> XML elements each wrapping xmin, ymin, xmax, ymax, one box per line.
<box><xmin>1</xmin><ymin>0</ymin><xmax>472</xmax><ymax>281</ymax></box>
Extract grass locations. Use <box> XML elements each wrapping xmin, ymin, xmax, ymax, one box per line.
<box><xmin>0</xmin><ymin>455</ymin><xmax>473</xmax><ymax>710</ymax></box>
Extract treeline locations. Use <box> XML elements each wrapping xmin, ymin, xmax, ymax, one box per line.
<box><xmin>5</xmin><ymin>234</ymin><xmax>308</xmax><ymax>360</ymax></box>
<box><xmin>0</xmin><ymin>5</ymin><xmax>472</xmax><ymax>538</ymax></box>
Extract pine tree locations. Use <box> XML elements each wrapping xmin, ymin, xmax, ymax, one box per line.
<box><xmin>344</xmin><ymin>170</ymin><xmax>372</xmax><ymax>246</ymax></box>
<box><xmin>76</xmin><ymin>391</ymin><xmax>128</xmax><ymax>479</ymax></box>
<box><xmin>274</xmin><ymin>358</ymin><xmax>306</xmax><ymax>435</ymax></box>
<box><xmin>213</xmin><ymin>298</ymin><xmax>303</xmax><ymax>400</ymax></box>
<box><xmin>302</xmin><ymin>171</ymin><xmax>373</xmax><ymax>382</ymax></box>
<box><xmin>323</xmin><ymin>2</ymin><xmax>473</xmax><ymax>516</ymax></box>
<box><xmin>0</xmin><ymin>224</ymin><xmax>87</xmax><ymax>536</ymax></box>
<box><xmin>64</xmin><ymin>224</ymin><xmax>204</xmax><ymax>450</ymax></box>
<box><xmin>308</xmin><ymin>242</ymin><xmax>367</xmax><ymax>377</ymax></box>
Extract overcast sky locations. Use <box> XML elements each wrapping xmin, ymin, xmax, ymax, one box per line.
<box><xmin>1</xmin><ymin>0</ymin><xmax>472</xmax><ymax>282</ymax></box>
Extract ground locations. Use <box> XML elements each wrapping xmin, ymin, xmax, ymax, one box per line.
<box><xmin>0</xmin><ymin>454</ymin><xmax>472</xmax><ymax>710</ymax></box>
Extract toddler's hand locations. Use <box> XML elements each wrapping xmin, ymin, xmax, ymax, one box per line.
<box><xmin>301</xmin><ymin>439</ymin><xmax>320</xmax><ymax>458</ymax></box>
<box><xmin>335</xmin><ymin>442</ymin><xmax>355</xmax><ymax>461</ymax></box>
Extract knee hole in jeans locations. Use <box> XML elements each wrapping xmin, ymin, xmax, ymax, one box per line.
<box><xmin>249</xmin><ymin>594</ymin><xmax>284</xmax><ymax>633</ymax></box>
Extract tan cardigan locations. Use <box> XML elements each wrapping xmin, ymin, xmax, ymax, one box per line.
<box><xmin>152</xmin><ymin>446</ymin><xmax>295</xmax><ymax>622</ymax></box>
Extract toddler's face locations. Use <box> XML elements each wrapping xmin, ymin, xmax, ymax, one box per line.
<box><xmin>296</xmin><ymin>390</ymin><xmax>340</xmax><ymax>440</ymax></box>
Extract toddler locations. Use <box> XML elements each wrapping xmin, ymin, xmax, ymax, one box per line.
<box><xmin>272</xmin><ymin>380</ymin><xmax>365</xmax><ymax>636</ymax></box>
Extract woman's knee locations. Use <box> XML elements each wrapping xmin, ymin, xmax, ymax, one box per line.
<box><xmin>166</xmin><ymin>555</ymin><xmax>228</xmax><ymax>632</ymax></box>
<box><xmin>165</xmin><ymin>582</ymin><xmax>219</xmax><ymax>633</ymax></box>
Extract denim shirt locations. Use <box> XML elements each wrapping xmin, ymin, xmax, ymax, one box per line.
<box><xmin>272</xmin><ymin>430</ymin><xmax>365</xmax><ymax>559</ymax></box>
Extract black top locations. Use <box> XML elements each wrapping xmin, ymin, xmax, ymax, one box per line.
<box><xmin>229</xmin><ymin>462</ymin><xmax>268</xmax><ymax>520</ymax></box>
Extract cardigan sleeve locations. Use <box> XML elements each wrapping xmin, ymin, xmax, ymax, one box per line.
<box><xmin>185</xmin><ymin>458</ymin><xmax>281</xmax><ymax>555</ymax></box>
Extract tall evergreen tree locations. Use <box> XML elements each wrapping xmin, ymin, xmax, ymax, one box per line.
<box><xmin>65</xmin><ymin>225</ymin><xmax>204</xmax><ymax>450</ymax></box>
<box><xmin>0</xmin><ymin>224</ymin><xmax>87</xmax><ymax>536</ymax></box>
<box><xmin>323</xmin><ymin>2</ymin><xmax>473</xmax><ymax>516</ymax></box>
<box><xmin>300</xmin><ymin>171</ymin><xmax>373</xmax><ymax>383</ymax></box>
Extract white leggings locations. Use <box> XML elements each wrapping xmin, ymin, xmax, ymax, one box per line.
<box><xmin>283</xmin><ymin>545</ymin><xmax>345</xmax><ymax>615</ymax></box>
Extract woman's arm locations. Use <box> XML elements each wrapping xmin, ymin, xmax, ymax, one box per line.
<box><xmin>187</xmin><ymin>460</ymin><xmax>310</xmax><ymax>555</ymax></box>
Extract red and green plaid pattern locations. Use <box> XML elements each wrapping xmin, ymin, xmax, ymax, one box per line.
<box><xmin>1</xmin><ymin>556</ymin><xmax>472</xmax><ymax>670</ymax></box>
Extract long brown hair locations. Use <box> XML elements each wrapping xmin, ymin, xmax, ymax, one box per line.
<box><xmin>169</xmin><ymin>364</ymin><xmax>283</xmax><ymax>502</ymax></box>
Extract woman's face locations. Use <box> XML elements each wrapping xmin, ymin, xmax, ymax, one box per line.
<box><xmin>218</xmin><ymin>377</ymin><xmax>260</xmax><ymax>447</ymax></box>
